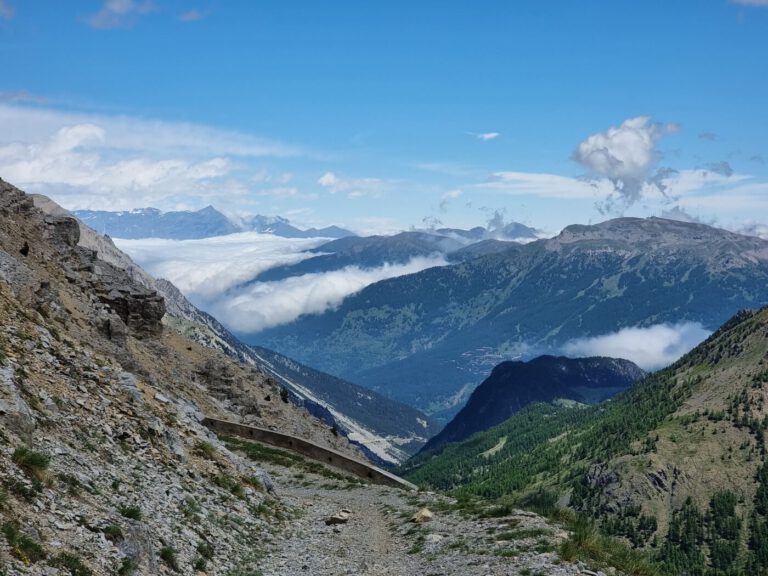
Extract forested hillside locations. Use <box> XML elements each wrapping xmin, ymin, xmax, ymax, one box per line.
<box><xmin>404</xmin><ymin>307</ymin><xmax>768</xmax><ymax>575</ymax></box>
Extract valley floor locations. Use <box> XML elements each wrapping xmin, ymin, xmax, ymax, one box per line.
<box><xmin>253</xmin><ymin>462</ymin><xmax>593</xmax><ymax>576</ymax></box>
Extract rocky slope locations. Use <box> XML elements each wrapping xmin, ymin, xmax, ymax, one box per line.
<box><xmin>35</xmin><ymin>195</ymin><xmax>434</xmax><ymax>464</ymax></box>
<box><xmin>0</xmin><ymin>179</ymin><xmax>361</xmax><ymax>574</ymax></box>
<box><xmin>420</xmin><ymin>355</ymin><xmax>644</xmax><ymax>454</ymax></box>
<box><xmin>254</xmin><ymin>217</ymin><xmax>768</xmax><ymax>415</ymax></box>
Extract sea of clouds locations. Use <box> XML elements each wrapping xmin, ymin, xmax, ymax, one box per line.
<box><xmin>115</xmin><ymin>233</ymin><xmax>448</xmax><ymax>333</ymax></box>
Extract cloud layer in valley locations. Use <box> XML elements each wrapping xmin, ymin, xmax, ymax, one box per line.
<box><xmin>211</xmin><ymin>256</ymin><xmax>448</xmax><ymax>333</ymax></box>
<box><xmin>563</xmin><ymin>322</ymin><xmax>712</xmax><ymax>371</ymax></box>
<box><xmin>115</xmin><ymin>234</ymin><xmax>448</xmax><ymax>332</ymax></box>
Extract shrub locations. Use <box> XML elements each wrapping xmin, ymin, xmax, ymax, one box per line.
<box><xmin>560</xmin><ymin>516</ymin><xmax>655</xmax><ymax>576</ymax></box>
<box><xmin>197</xmin><ymin>540</ymin><xmax>214</xmax><ymax>559</ymax></box>
<box><xmin>49</xmin><ymin>552</ymin><xmax>93</xmax><ymax>576</ymax></box>
<box><xmin>159</xmin><ymin>546</ymin><xmax>179</xmax><ymax>571</ymax></box>
<box><xmin>102</xmin><ymin>524</ymin><xmax>123</xmax><ymax>542</ymax></box>
<box><xmin>11</xmin><ymin>447</ymin><xmax>50</xmax><ymax>479</ymax></box>
<box><xmin>194</xmin><ymin>440</ymin><xmax>216</xmax><ymax>459</ymax></box>
<box><xmin>2</xmin><ymin>521</ymin><xmax>47</xmax><ymax>563</ymax></box>
<box><xmin>57</xmin><ymin>473</ymin><xmax>82</xmax><ymax>496</ymax></box>
<box><xmin>118</xmin><ymin>504</ymin><xmax>142</xmax><ymax>521</ymax></box>
<box><xmin>116</xmin><ymin>557</ymin><xmax>135</xmax><ymax>576</ymax></box>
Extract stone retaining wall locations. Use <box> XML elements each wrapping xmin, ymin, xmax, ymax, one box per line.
<box><xmin>203</xmin><ymin>417</ymin><xmax>417</xmax><ymax>490</ymax></box>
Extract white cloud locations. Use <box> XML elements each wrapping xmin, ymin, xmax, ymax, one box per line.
<box><xmin>478</xmin><ymin>171</ymin><xmax>612</xmax><ymax>199</ymax></box>
<box><xmin>572</xmin><ymin>116</ymin><xmax>678</xmax><ymax>206</ymax></box>
<box><xmin>0</xmin><ymin>123</ymin><xmax>234</xmax><ymax>208</ymax></box>
<box><xmin>210</xmin><ymin>256</ymin><xmax>449</xmax><ymax>332</ymax></box>
<box><xmin>0</xmin><ymin>0</ymin><xmax>13</xmax><ymax>19</ymax></box>
<box><xmin>317</xmin><ymin>171</ymin><xmax>384</xmax><ymax>198</ymax></box>
<box><xmin>475</xmin><ymin>132</ymin><xmax>500</xmax><ymax>141</ymax></box>
<box><xmin>563</xmin><ymin>322</ymin><xmax>711</xmax><ymax>371</ymax></box>
<box><xmin>737</xmin><ymin>222</ymin><xmax>768</xmax><ymax>239</ymax></box>
<box><xmin>116</xmin><ymin>233</ymin><xmax>449</xmax><ymax>332</ymax></box>
<box><xmin>653</xmin><ymin>168</ymin><xmax>747</xmax><ymax>198</ymax></box>
<box><xmin>0</xmin><ymin>104</ymin><xmax>298</xmax><ymax>159</ymax></box>
<box><xmin>659</xmin><ymin>205</ymin><xmax>706</xmax><ymax>224</ymax></box>
<box><xmin>439</xmin><ymin>189</ymin><xmax>463</xmax><ymax>211</ymax></box>
<box><xmin>0</xmin><ymin>103</ymin><xmax>301</xmax><ymax>210</ymax></box>
<box><xmin>114</xmin><ymin>233</ymin><xmax>324</xmax><ymax>299</ymax></box>
<box><xmin>87</xmin><ymin>0</ymin><xmax>155</xmax><ymax>29</ymax></box>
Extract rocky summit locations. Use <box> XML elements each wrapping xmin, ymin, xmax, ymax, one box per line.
<box><xmin>0</xmin><ymin>180</ymin><xmax>613</xmax><ymax>575</ymax></box>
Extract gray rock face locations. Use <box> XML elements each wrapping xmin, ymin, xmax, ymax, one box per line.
<box><xmin>43</xmin><ymin>214</ymin><xmax>80</xmax><ymax>250</ymax></box>
<box><xmin>0</xmin><ymin>365</ymin><xmax>37</xmax><ymax>439</ymax></box>
<box><xmin>97</xmin><ymin>285</ymin><xmax>165</xmax><ymax>338</ymax></box>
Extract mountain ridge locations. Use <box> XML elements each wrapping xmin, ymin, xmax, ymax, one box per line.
<box><xmin>73</xmin><ymin>205</ymin><xmax>356</xmax><ymax>240</ymax></box>
<box><xmin>253</xmin><ymin>216</ymin><xmax>768</xmax><ymax>416</ymax></box>
<box><xmin>419</xmin><ymin>355</ymin><xmax>645</xmax><ymax>454</ymax></box>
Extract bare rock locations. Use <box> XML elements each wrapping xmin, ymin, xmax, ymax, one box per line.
<box><xmin>412</xmin><ymin>507</ymin><xmax>433</xmax><ymax>523</ymax></box>
<box><xmin>325</xmin><ymin>510</ymin><xmax>352</xmax><ymax>525</ymax></box>
<box><xmin>0</xmin><ymin>365</ymin><xmax>37</xmax><ymax>439</ymax></box>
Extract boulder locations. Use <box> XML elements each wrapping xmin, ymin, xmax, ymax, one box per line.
<box><xmin>412</xmin><ymin>507</ymin><xmax>433</xmax><ymax>523</ymax></box>
<box><xmin>325</xmin><ymin>509</ymin><xmax>352</xmax><ymax>525</ymax></box>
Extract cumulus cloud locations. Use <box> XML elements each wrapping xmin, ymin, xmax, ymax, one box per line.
<box><xmin>86</xmin><ymin>0</ymin><xmax>155</xmax><ymax>29</ymax></box>
<box><xmin>317</xmin><ymin>171</ymin><xmax>384</xmax><ymax>198</ymax></box>
<box><xmin>210</xmin><ymin>256</ymin><xmax>449</xmax><ymax>332</ymax></box>
<box><xmin>116</xmin><ymin>233</ymin><xmax>448</xmax><ymax>332</ymax></box>
<box><xmin>572</xmin><ymin>116</ymin><xmax>678</xmax><ymax>209</ymax></box>
<box><xmin>0</xmin><ymin>0</ymin><xmax>13</xmax><ymax>19</ymax></box>
<box><xmin>563</xmin><ymin>322</ymin><xmax>711</xmax><ymax>371</ymax></box>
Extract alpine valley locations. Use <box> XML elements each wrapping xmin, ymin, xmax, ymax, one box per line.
<box><xmin>253</xmin><ymin>218</ymin><xmax>768</xmax><ymax>418</ymax></box>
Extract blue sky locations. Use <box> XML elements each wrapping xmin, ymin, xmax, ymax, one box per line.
<box><xmin>1</xmin><ymin>0</ymin><xmax>767</xmax><ymax>234</ymax></box>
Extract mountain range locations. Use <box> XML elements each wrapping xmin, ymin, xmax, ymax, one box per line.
<box><xmin>36</xmin><ymin>195</ymin><xmax>434</xmax><ymax>464</ymax></box>
<box><xmin>419</xmin><ymin>355</ymin><xmax>644</xmax><ymax>454</ymax></box>
<box><xmin>253</xmin><ymin>217</ymin><xmax>768</xmax><ymax>418</ymax></box>
<box><xmin>73</xmin><ymin>206</ymin><xmax>356</xmax><ymax>240</ymax></box>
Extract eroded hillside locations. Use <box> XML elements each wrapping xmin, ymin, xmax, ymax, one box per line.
<box><xmin>0</xmin><ymin>180</ymin><xmax>360</xmax><ymax>573</ymax></box>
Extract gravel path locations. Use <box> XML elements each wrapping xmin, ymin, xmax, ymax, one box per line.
<box><xmin>256</xmin><ymin>470</ymin><xmax>595</xmax><ymax>576</ymax></box>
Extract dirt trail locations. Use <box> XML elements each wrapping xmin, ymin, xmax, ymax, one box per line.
<box><xmin>259</xmin><ymin>483</ymin><xmax>425</xmax><ymax>575</ymax></box>
<box><xmin>256</xmin><ymin>470</ymin><xmax>588</xmax><ymax>576</ymax></box>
